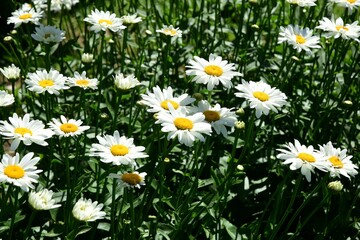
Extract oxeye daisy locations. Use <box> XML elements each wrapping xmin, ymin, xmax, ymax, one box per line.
<box><xmin>330</xmin><ymin>0</ymin><xmax>360</xmax><ymax>11</ymax></box>
<box><xmin>0</xmin><ymin>152</ymin><xmax>42</xmax><ymax>192</ymax></box>
<box><xmin>0</xmin><ymin>113</ymin><xmax>54</xmax><ymax>151</ymax></box>
<box><xmin>120</xmin><ymin>13</ymin><xmax>142</xmax><ymax>25</ymax></box>
<box><xmin>278</xmin><ymin>25</ymin><xmax>321</xmax><ymax>54</ymax></box>
<box><xmin>0</xmin><ymin>64</ymin><xmax>21</xmax><ymax>81</ymax></box>
<box><xmin>185</xmin><ymin>54</ymin><xmax>242</xmax><ymax>90</ymax></box>
<box><xmin>28</xmin><ymin>189</ymin><xmax>61</xmax><ymax>210</ymax></box>
<box><xmin>25</xmin><ymin>69</ymin><xmax>69</xmax><ymax>95</ymax></box>
<box><xmin>318</xmin><ymin>141</ymin><xmax>358</xmax><ymax>179</ymax></box>
<box><xmin>286</xmin><ymin>0</ymin><xmax>317</xmax><ymax>7</ymax></box>
<box><xmin>7</xmin><ymin>8</ymin><xmax>43</xmax><ymax>28</ymax></box>
<box><xmin>31</xmin><ymin>24</ymin><xmax>66</xmax><ymax>44</ymax></box>
<box><xmin>156</xmin><ymin>105</ymin><xmax>212</xmax><ymax>147</ymax></box>
<box><xmin>0</xmin><ymin>91</ymin><xmax>15</xmax><ymax>107</ymax></box>
<box><xmin>48</xmin><ymin>115</ymin><xmax>90</xmax><ymax>137</ymax></box>
<box><xmin>114</xmin><ymin>73</ymin><xmax>142</xmax><ymax>90</ymax></box>
<box><xmin>139</xmin><ymin>85</ymin><xmax>195</xmax><ymax>113</ymax></box>
<box><xmin>90</xmin><ymin>130</ymin><xmax>148</xmax><ymax>166</ymax></box>
<box><xmin>156</xmin><ymin>25</ymin><xmax>182</xmax><ymax>38</ymax></box>
<box><xmin>277</xmin><ymin>139</ymin><xmax>330</xmax><ymax>182</ymax></box>
<box><xmin>316</xmin><ymin>16</ymin><xmax>360</xmax><ymax>42</ymax></box>
<box><xmin>109</xmin><ymin>171</ymin><xmax>147</xmax><ymax>189</ymax></box>
<box><xmin>84</xmin><ymin>9</ymin><xmax>126</xmax><ymax>33</ymax></box>
<box><xmin>72</xmin><ymin>198</ymin><xmax>106</xmax><ymax>222</ymax></box>
<box><xmin>234</xmin><ymin>80</ymin><xmax>288</xmax><ymax>118</ymax></box>
<box><xmin>189</xmin><ymin>100</ymin><xmax>237</xmax><ymax>138</ymax></box>
<box><xmin>67</xmin><ymin>71</ymin><xmax>98</xmax><ymax>90</ymax></box>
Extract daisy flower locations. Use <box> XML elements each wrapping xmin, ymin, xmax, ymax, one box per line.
<box><xmin>0</xmin><ymin>113</ymin><xmax>54</xmax><ymax>151</ymax></box>
<box><xmin>25</xmin><ymin>69</ymin><xmax>69</xmax><ymax>95</ymax></box>
<box><xmin>330</xmin><ymin>0</ymin><xmax>360</xmax><ymax>11</ymax></box>
<box><xmin>277</xmin><ymin>139</ymin><xmax>330</xmax><ymax>182</ymax></box>
<box><xmin>67</xmin><ymin>71</ymin><xmax>98</xmax><ymax>90</ymax></box>
<box><xmin>0</xmin><ymin>152</ymin><xmax>42</xmax><ymax>192</ymax></box>
<box><xmin>189</xmin><ymin>100</ymin><xmax>237</xmax><ymax>138</ymax></box>
<box><xmin>84</xmin><ymin>9</ymin><xmax>126</xmax><ymax>33</ymax></box>
<box><xmin>316</xmin><ymin>16</ymin><xmax>360</xmax><ymax>42</ymax></box>
<box><xmin>234</xmin><ymin>80</ymin><xmax>288</xmax><ymax>118</ymax></box>
<box><xmin>139</xmin><ymin>85</ymin><xmax>195</xmax><ymax>113</ymax></box>
<box><xmin>7</xmin><ymin>8</ymin><xmax>43</xmax><ymax>28</ymax></box>
<box><xmin>156</xmin><ymin>25</ymin><xmax>182</xmax><ymax>38</ymax></box>
<box><xmin>50</xmin><ymin>0</ymin><xmax>79</xmax><ymax>12</ymax></box>
<box><xmin>29</xmin><ymin>189</ymin><xmax>61</xmax><ymax>210</ymax></box>
<box><xmin>31</xmin><ymin>24</ymin><xmax>66</xmax><ymax>44</ymax></box>
<box><xmin>156</xmin><ymin>105</ymin><xmax>212</xmax><ymax>147</ymax></box>
<box><xmin>278</xmin><ymin>25</ymin><xmax>321</xmax><ymax>54</ymax></box>
<box><xmin>72</xmin><ymin>198</ymin><xmax>106</xmax><ymax>222</ymax></box>
<box><xmin>48</xmin><ymin>115</ymin><xmax>90</xmax><ymax>137</ymax></box>
<box><xmin>286</xmin><ymin>0</ymin><xmax>317</xmax><ymax>7</ymax></box>
<box><xmin>114</xmin><ymin>73</ymin><xmax>142</xmax><ymax>90</ymax></box>
<box><xmin>0</xmin><ymin>91</ymin><xmax>15</xmax><ymax>107</ymax></box>
<box><xmin>81</xmin><ymin>53</ymin><xmax>94</xmax><ymax>63</ymax></box>
<box><xmin>185</xmin><ymin>54</ymin><xmax>242</xmax><ymax>90</ymax></box>
<box><xmin>121</xmin><ymin>14</ymin><xmax>142</xmax><ymax>25</ymax></box>
<box><xmin>0</xmin><ymin>64</ymin><xmax>21</xmax><ymax>81</ymax></box>
<box><xmin>109</xmin><ymin>171</ymin><xmax>147</xmax><ymax>189</ymax></box>
<box><xmin>90</xmin><ymin>130</ymin><xmax>148</xmax><ymax>166</ymax></box>
<box><xmin>318</xmin><ymin>141</ymin><xmax>358</xmax><ymax>179</ymax></box>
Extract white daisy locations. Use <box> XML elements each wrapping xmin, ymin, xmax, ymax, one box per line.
<box><xmin>0</xmin><ymin>64</ymin><xmax>21</xmax><ymax>80</ymax></box>
<box><xmin>185</xmin><ymin>54</ymin><xmax>242</xmax><ymax>90</ymax></box>
<box><xmin>121</xmin><ymin>14</ymin><xmax>142</xmax><ymax>25</ymax></box>
<box><xmin>109</xmin><ymin>171</ymin><xmax>147</xmax><ymax>189</ymax></box>
<box><xmin>31</xmin><ymin>24</ymin><xmax>66</xmax><ymax>44</ymax></box>
<box><xmin>277</xmin><ymin>139</ymin><xmax>330</xmax><ymax>182</ymax></box>
<box><xmin>84</xmin><ymin>9</ymin><xmax>126</xmax><ymax>33</ymax></box>
<box><xmin>0</xmin><ymin>113</ymin><xmax>54</xmax><ymax>150</ymax></box>
<box><xmin>316</xmin><ymin>16</ymin><xmax>360</xmax><ymax>42</ymax></box>
<box><xmin>114</xmin><ymin>73</ymin><xmax>142</xmax><ymax>90</ymax></box>
<box><xmin>189</xmin><ymin>100</ymin><xmax>237</xmax><ymax>138</ymax></box>
<box><xmin>67</xmin><ymin>71</ymin><xmax>98</xmax><ymax>90</ymax></box>
<box><xmin>90</xmin><ymin>130</ymin><xmax>148</xmax><ymax>166</ymax></box>
<box><xmin>29</xmin><ymin>189</ymin><xmax>61</xmax><ymax>210</ymax></box>
<box><xmin>81</xmin><ymin>53</ymin><xmax>94</xmax><ymax>63</ymax></box>
<box><xmin>0</xmin><ymin>91</ymin><xmax>15</xmax><ymax>107</ymax></box>
<box><xmin>318</xmin><ymin>141</ymin><xmax>358</xmax><ymax>179</ymax></box>
<box><xmin>0</xmin><ymin>152</ymin><xmax>42</xmax><ymax>192</ymax></box>
<box><xmin>286</xmin><ymin>0</ymin><xmax>317</xmax><ymax>7</ymax></box>
<box><xmin>234</xmin><ymin>80</ymin><xmax>288</xmax><ymax>118</ymax></box>
<box><xmin>278</xmin><ymin>25</ymin><xmax>321</xmax><ymax>54</ymax></box>
<box><xmin>72</xmin><ymin>198</ymin><xmax>106</xmax><ymax>222</ymax></box>
<box><xmin>139</xmin><ymin>85</ymin><xmax>195</xmax><ymax>113</ymax></box>
<box><xmin>156</xmin><ymin>25</ymin><xmax>182</xmax><ymax>38</ymax></box>
<box><xmin>330</xmin><ymin>0</ymin><xmax>360</xmax><ymax>11</ymax></box>
<box><xmin>48</xmin><ymin>115</ymin><xmax>90</xmax><ymax>137</ymax></box>
<box><xmin>50</xmin><ymin>0</ymin><xmax>79</xmax><ymax>12</ymax></box>
<box><xmin>7</xmin><ymin>8</ymin><xmax>43</xmax><ymax>28</ymax></box>
<box><xmin>25</xmin><ymin>69</ymin><xmax>69</xmax><ymax>95</ymax></box>
<box><xmin>156</xmin><ymin>105</ymin><xmax>212</xmax><ymax>147</ymax></box>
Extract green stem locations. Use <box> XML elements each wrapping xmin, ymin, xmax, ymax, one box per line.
<box><xmin>8</xmin><ymin>186</ymin><xmax>20</xmax><ymax>240</ymax></box>
<box><xmin>23</xmin><ymin>210</ymin><xmax>37</xmax><ymax>240</ymax></box>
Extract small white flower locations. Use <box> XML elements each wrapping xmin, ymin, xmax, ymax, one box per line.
<box><xmin>31</xmin><ymin>24</ymin><xmax>66</xmax><ymax>44</ymax></box>
<box><xmin>67</xmin><ymin>71</ymin><xmax>98</xmax><ymax>90</ymax></box>
<box><xmin>72</xmin><ymin>198</ymin><xmax>106</xmax><ymax>222</ymax></box>
<box><xmin>316</xmin><ymin>16</ymin><xmax>360</xmax><ymax>42</ymax></box>
<box><xmin>286</xmin><ymin>0</ymin><xmax>317</xmax><ymax>6</ymax></box>
<box><xmin>25</xmin><ymin>69</ymin><xmax>69</xmax><ymax>95</ymax></box>
<box><xmin>50</xmin><ymin>0</ymin><xmax>79</xmax><ymax>12</ymax></box>
<box><xmin>121</xmin><ymin>14</ymin><xmax>142</xmax><ymax>25</ymax></box>
<box><xmin>29</xmin><ymin>189</ymin><xmax>61</xmax><ymax>210</ymax></box>
<box><xmin>330</xmin><ymin>0</ymin><xmax>360</xmax><ymax>11</ymax></box>
<box><xmin>0</xmin><ymin>91</ymin><xmax>15</xmax><ymax>107</ymax></box>
<box><xmin>0</xmin><ymin>64</ymin><xmax>21</xmax><ymax>80</ymax></box>
<box><xmin>114</xmin><ymin>73</ymin><xmax>142</xmax><ymax>90</ymax></box>
<box><xmin>48</xmin><ymin>115</ymin><xmax>90</xmax><ymax>137</ymax></box>
<box><xmin>84</xmin><ymin>9</ymin><xmax>126</xmax><ymax>33</ymax></box>
<box><xmin>7</xmin><ymin>8</ymin><xmax>43</xmax><ymax>28</ymax></box>
<box><xmin>109</xmin><ymin>171</ymin><xmax>147</xmax><ymax>189</ymax></box>
<box><xmin>156</xmin><ymin>25</ymin><xmax>182</xmax><ymax>38</ymax></box>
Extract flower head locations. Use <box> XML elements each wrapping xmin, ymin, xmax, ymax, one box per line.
<box><xmin>0</xmin><ymin>152</ymin><xmax>42</xmax><ymax>192</ymax></box>
<box><xmin>109</xmin><ymin>171</ymin><xmax>147</xmax><ymax>189</ymax></box>
<box><xmin>48</xmin><ymin>115</ymin><xmax>90</xmax><ymax>138</ymax></box>
<box><xmin>286</xmin><ymin>0</ymin><xmax>317</xmax><ymax>6</ymax></box>
<box><xmin>29</xmin><ymin>189</ymin><xmax>61</xmax><ymax>210</ymax></box>
<box><xmin>25</xmin><ymin>69</ymin><xmax>69</xmax><ymax>95</ymax></box>
<box><xmin>68</xmin><ymin>71</ymin><xmax>98</xmax><ymax>90</ymax></box>
<box><xmin>316</xmin><ymin>16</ymin><xmax>360</xmax><ymax>42</ymax></box>
<box><xmin>121</xmin><ymin>14</ymin><xmax>142</xmax><ymax>25</ymax></box>
<box><xmin>81</xmin><ymin>53</ymin><xmax>94</xmax><ymax>63</ymax></box>
<box><xmin>0</xmin><ymin>113</ymin><xmax>54</xmax><ymax>150</ymax></box>
<box><xmin>186</xmin><ymin>54</ymin><xmax>242</xmax><ymax>90</ymax></box>
<box><xmin>330</xmin><ymin>0</ymin><xmax>360</xmax><ymax>11</ymax></box>
<box><xmin>0</xmin><ymin>91</ymin><xmax>15</xmax><ymax>107</ymax></box>
<box><xmin>84</xmin><ymin>9</ymin><xmax>126</xmax><ymax>33</ymax></box>
<box><xmin>31</xmin><ymin>24</ymin><xmax>66</xmax><ymax>44</ymax></box>
<box><xmin>156</xmin><ymin>25</ymin><xmax>182</xmax><ymax>38</ymax></box>
<box><xmin>235</xmin><ymin>80</ymin><xmax>287</xmax><ymax>118</ymax></box>
<box><xmin>7</xmin><ymin>8</ymin><xmax>43</xmax><ymax>28</ymax></box>
<box><xmin>72</xmin><ymin>198</ymin><xmax>106</xmax><ymax>222</ymax></box>
<box><xmin>0</xmin><ymin>64</ymin><xmax>21</xmax><ymax>80</ymax></box>
<box><xmin>114</xmin><ymin>73</ymin><xmax>142</xmax><ymax>90</ymax></box>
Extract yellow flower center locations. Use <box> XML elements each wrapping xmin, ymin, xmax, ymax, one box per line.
<box><xmin>174</xmin><ymin>117</ymin><xmax>193</xmax><ymax>130</ymax></box>
<box><xmin>335</xmin><ymin>26</ymin><xmax>349</xmax><ymax>31</ymax></box>
<box><xmin>76</xmin><ymin>79</ymin><xmax>90</xmax><ymax>87</ymax></box>
<box><xmin>121</xmin><ymin>173</ymin><xmax>142</xmax><ymax>185</ymax></box>
<box><xmin>295</xmin><ymin>35</ymin><xmax>306</xmax><ymax>44</ymax></box>
<box><xmin>60</xmin><ymin>123</ymin><xmax>79</xmax><ymax>133</ymax></box>
<box><xmin>297</xmin><ymin>152</ymin><xmax>316</xmax><ymax>162</ymax></box>
<box><xmin>110</xmin><ymin>144</ymin><xmax>129</xmax><ymax>156</ymax></box>
<box><xmin>253</xmin><ymin>91</ymin><xmax>270</xmax><ymax>102</ymax></box>
<box><xmin>19</xmin><ymin>13</ymin><xmax>32</xmax><ymax>20</ymax></box>
<box><xmin>204</xmin><ymin>65</ymin><xmax>223</xmax><ymax>77</ymax></box>
<box><xmin>4</xmin><ymin>165</ymin><xmax>25</xmax><ymax>179</ymax></box>
<box><xmin>39</xmin><ymin>79</ymin><xmax>54</xmax><ymax>88</ymax></box>
<box><xmin>347</xmin><ymin>0</ymin><xmax>355</xmax><ymax>3</ymax></box>
<box><xmin>98</xmin><ymin>19</ymin><xmax>113</xmax><ymax>25</ymax></box>
<box><xmin>203</xmin><ymin>110</ymin><xmax>220</xmax><ymax>122</ymax></box>
<box><xmin>160</xmin><ymin>100</ymin><xmax>179</xmax><ymax>110</ymax></box>
<box><xmin>329</xmin><ymin>156</ymin><xmax>344</xmax><ymax>168</ymax></box>
<box><xmin>14</xmin><ymin>127</ymin><xmax>32</xmax><ymax>136</ymax></box>
<box><xmin>164</xmin><ymin>29</ymin><xmax>178</xmax><ymax>35</ymax></box>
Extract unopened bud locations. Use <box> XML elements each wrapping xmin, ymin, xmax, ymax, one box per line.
<box><xmin>328</xmin><ymin>180</ymin><xmax>343</xmax><ymax>193</ymax></box>
<box><xmin>235</xmin><ymin>121</ymin><xmax>245</xmax><ymax>130</ymax></box>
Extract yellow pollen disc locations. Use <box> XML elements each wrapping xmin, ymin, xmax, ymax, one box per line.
<box><xmin>4</xmin><ymin>165</ymin><xmax>25</xmax><ymax>179</ymax></box>
<box><xmin>164</xmin><ymin>29</ymin><xmax>178</xmax><ymax>35</ymax></box>
<box><xmin>160</xmin><ymin>100</ymin><xmax>179</xmax><ymax>110</ymax></box>
<box><xmin>76</xmin><ymin>79</ymin><xmax>90</xmax><ymax>86</ymax></box>
<box><xmin>14</xmin><ymin>127</ymin><xmax>32</xmax><ymax>136</ymax></box>
<box><xmin>174</xmin><ymin>117</ymin><xmax>193</xmax><ymax>130</ymax></box>
<box><xmin>297</xmin><ymin>152</ymin><xmax>316</xmax><ymax>162</ymax></box>
<box><xmin>60</xmin><ymin>123</ymin><xmax>79</xmax><ymax>133</ymax></box>
<box><xmin>39</xmin><ymin>79</ymin><xmax>54</xmax><ymax>88</ymax></box>
<box><xmin>329</xmin><ymin>156</ymin><xmax>344</xmax><ymax>168</ymax></box>
<box><xmin>110</xmin><ymin>144</ymin><xmax>129</xmax><ymax>156</ymax></box>
<box><xmin>204</xmin><ymin>65</ymin><xmax>223</xmax><ymax>77</ymax></box>
<box><xmin>335</xmin><ymin>26</ymin><xmax>349</xmax><ymax>31</ymax></box>
<box><xmin>203</xmin><ymin>110</ymin><xmax>221</xmax><ymax>122</ymax></box>
<box><xmin>347</xmin><ymin>0</ymin><xmax>355</xmax><ymax>3</ymax></box>
<box><xmin>121</xmin><ymin>173</ymin><xmax>142</xmax><ymax>185</ymax></box>
<box><xmin>253</xmin><ymin>91</ymin><xmax>270</xmax><ymax>102</ymax></box>
<box><xmin>295</xmin><ymin>35</ymin><xmax>306</xmax><ymax>44</ymax></box>
<box><xmin>98</xmin><ymin>19</ymin><xmax>113</xmax><ymax>25</ymax></box>
<box><xmin>19</xmin><ymin>13</ymin><xmax>32</xmax><ymax>20</ymax></box>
